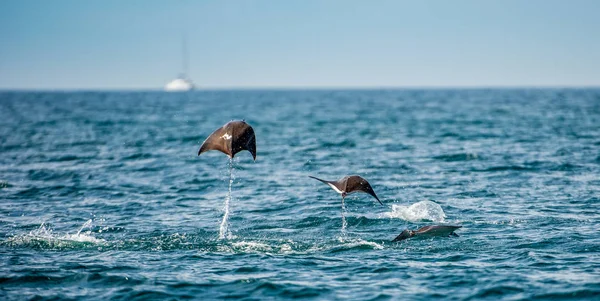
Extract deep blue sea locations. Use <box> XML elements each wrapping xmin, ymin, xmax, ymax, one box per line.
<box><xmin>1</xmin><ymin>89</ymin><xmax>599</xmax><ymax>300</ymax></box>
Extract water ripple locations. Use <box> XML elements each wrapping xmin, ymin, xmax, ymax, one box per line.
<box><xmin>1</xmin><ymin>89</ymin><xmax>599</xmax><ymax>300</ymax></box>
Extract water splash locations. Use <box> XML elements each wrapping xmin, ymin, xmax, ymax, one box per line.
<box><xmin>61</xmin><ymin>219</ymin><xmax>100</xmax><ymax>242</ymax></box>
<box><xmin>4</xmin><ymin>220</ymin><xmax>104</xmax><ymax>248</ymax></box>
<box><xmin>219</xmin><ymin>158</ymin><xmax>234</xmax><ymax>240</ymax></box>
<box><xmin>384</xmin><ymin>200</ymin><xmax>446</xmax><ymax>222</ymax></box>
<box><xmin>340</xmin><ymin>197</ymin><xmax>348</xmax><ymax>239</ymax></box>
<box><xmin>76</xmin><ymin>219</ymin><xmax>93</xmax><ymax>236</ymax></box>
<box><xmin>230</xmin><ymin>241</ymin><xmax>274</xmax><ymax>253</ymax></box>
<box><xmin>32</xmin><ymin>222</ymin><xmax>53</xmax><ymax>238</ymax></box>
<box><xmin>4</xmin><ymin>223</ymin><xmax>391</xmax><ymax>254</ymax></box>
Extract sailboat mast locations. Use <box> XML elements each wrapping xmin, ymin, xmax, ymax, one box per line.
<box><xmin>164</xmin><ymin>33</ymin><xmax>194</xmax><ymax>91</ymax></box>
<box><xmin>182</xmin><ymin>35</ymin><xmax>189</xmax><ymax>79</ymax></box>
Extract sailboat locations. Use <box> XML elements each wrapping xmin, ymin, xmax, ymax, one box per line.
<box><xmin>164</xmin><ymin>37</ymin><xmax>195</xmax><ymax>91</ymax></box>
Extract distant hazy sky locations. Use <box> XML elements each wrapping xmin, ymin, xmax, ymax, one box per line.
<box><xmin>1</xmin><ymin>0</ymin><xmax>599</xmax><ymax>89</ymax></box>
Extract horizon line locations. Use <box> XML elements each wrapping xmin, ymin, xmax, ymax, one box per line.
<box><xmin>1</xmin><ymin>84</ymin><xmax>600</xmax><ymax>93</ymax></box>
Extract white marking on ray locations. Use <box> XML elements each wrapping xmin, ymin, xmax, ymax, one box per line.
<box><xmin>222</xmin><ymin>133</ymin><xmax>232</xmax><ymax>140</ymax></box>
<box><xmin>327</xmin><ymin>183</ymin><xmax>344</xmax><ymax>194</ymax></box>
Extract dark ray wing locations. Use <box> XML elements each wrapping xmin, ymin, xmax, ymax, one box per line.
<box><xmin>308</xmin><ymin>176</ymin><xmax>345</xmax><ymax>193</ymax></box>
<box><xmin>231</xmin><ymin>124</ymin><xmax>256</xmax><ymax>160</ymax></box>
<box><xmin>198</xmin><ymin>126</ymin><xmax>230</xmax><ymax>157</ymax></box>
<box><xmin>393</xmin><ymin>225</ymin><xmax>462</xmax><ymax>242</ymax></box>
<box><xmin>308</xmin><ymin>175</ymin><xmax>330</xmax><ymax>185</ymax></box>
<box><xmin>365</xmin><ymin>186</ymin><xmax>383</xmax><ymax>205</ymax></box>
<box><xmin>345</xmin><ymin>175</ymin><xmax>383</xmax><ymax>205</ymax></box>
<box><xmin>197</xmin><ymin>120</ymin><xmax>256</xmax><ymax>160</ymax></box>
<box><xmin>392</xmin><ymin>230</ymin><xmax>414</xmax><ymax>242</ymax></box>
<box><xmin>415</xmin><ymin>225</ymin><xmax>462</xmax><ymax>235</ymax></box>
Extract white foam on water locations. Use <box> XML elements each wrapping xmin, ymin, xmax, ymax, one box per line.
<box><xmin>215</xmin><ymin>238</ymin><xmax>385</xmax><ymax>255</ymax></box>
<box><xmin>6</xmin><ymin>220</ymin><xmax>105</xmax><ymax>247</ymax></box>
<box><xmin>280</xmin><ymin>243</ymin><xmax>293</xmax><ymax>253</ymax></box>
<box><xmin>337</xmin><ymin>238</ymin><xmax>384</xmax><ymax>250</ymax></box>
<box><xmin>224</xmin><ymin>240</ymin><xmax>300</xmax><ymax>254</ymax></box>
<box><xmin>231</xmin><ymin>241</ymin><xmax>274</xmax><ymax>252</ymax></box>
<box><xmin>61</xmin><ymin>232</ymin><xmax>104</xmax><ymax>243</ymax></box>
<box><xmin>360</xmin><ymin>239</ymin><xmax>384</xmax><ymax>250</ymax></box>
<box><xmin>62</xmin><ymin>219</ymin><xmax>104</xmax><ymax>244</ymax></box>
<box><xmin>384</xmin><ymin>200</ymin><xmax>446</xmax><ymax>222</ymax></box>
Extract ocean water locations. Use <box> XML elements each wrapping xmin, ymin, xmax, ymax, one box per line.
<box><xmin>1</xmin><ymin>89</ymin><xmax>599</xmax><ymax>300</ymax></box>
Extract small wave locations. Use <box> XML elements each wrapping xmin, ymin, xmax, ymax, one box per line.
<box><xmin>184</xmin><ymin>177</ymin><xmax>214</xmax><ymax>185</ymax></box>
<box><xmin>133</xmin><ymin>166</ymin><xmax>162</xmax><ymax>172</ymax></box>
<box><xmin>179</xmin><ymin>135</ymin><xmax>201</xmax><ymax>143</ymax></box>
<box><xmin>440</xmin><ymin>131</ymin><xmax>461</xmax><ymax>138</ymax></box>
<box><xmin>468</xmin><ymin>285</ymin><xmax>525</xmax><ymax>299</ymax></box>
<box><xmin>0</xmin><ymin>181</ymin><xmax>11</xmax><ymax>189</ymax></box>
<box><xmin>529</xmin><ymin>290</ymin><xmax>600</xmax><ymax>300</ymax></box>
<box><xmin>384</xmin><ymin>143</ymin><xmax>413</xmax><ymax>152</ymax></box>
<box><xmin>321</xmin><ymin>139</ymin><xmax>356</xmax><ymax>148</ymax></box>
<box><xmin>51</xmin><ymin>155</ymin><xmax>84</xmax><ymax>162</ymax></box>
<box><xmin>344</xmin><ymin>238</ymin><xmax>384</xmax><ymax>250</ymax></box>
<box><xmin>212</xmin><ymin>237</ymin><xmax>385</xmax><ymax>254</ymax></box>
<box><xmin>384</xmin><ymin>200</ymin><xmax>446</xmax><ymax>222</ymax></box>
<box><xmin>555</xmin><ymin>162</ymin><xmax>582</xmax><ymax>171</ymax></box>
<box><xmin>473</xmin><ymin>218</ymin><xmax>526</xmax><ymax>226</ymax></box>
<box><xmin>15</xmin><ymin>187</ymin><xmax>42</xmax><ymax>197</ymax></box>
<box><xmin>477</xmin><ymin>165</ymin><xmax>530</xmax><ymax>172</ymax></box>
<box><xmin>122</xmin><ymin>153</ymin><xmax>153</xmax><ymax>160</ymax></box>
<box><xmin>229</xmin><ymin>241</ymin><xmax>274</xmax><ymax>252</ymax></box>
<box><xmin>433</xmin><ymin>153</ymin><xmax>480</xmax><ymax>162</ymax></box>
<box><xmin>327</xmin><ymin>238</ymin><xmax>384</xmax><ymax>252</ymax></box>
<box><xmin>479</xmin><ymin>161</ymin><xmax>582</xmax><ymax>173</ymax></box>
<box><xmin>27</xmin><ymin>169</ymin><xmax>78</xmax><ymax>181</ymax></box>
<box><xmin>214</xmin><ymin>239</ymin><xmax>299</xmax><ymax>254</ymax></box>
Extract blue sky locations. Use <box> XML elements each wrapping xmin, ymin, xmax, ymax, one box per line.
<box><xmin>1</xmin><ymin>0</ymin><xmax>599</xmax><ymax>89</ymax></box>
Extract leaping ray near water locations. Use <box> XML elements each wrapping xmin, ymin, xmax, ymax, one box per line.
<box><xmin>392</xmin><ymin>225</ymin><xmax>461</xmax><ymax>242</ymax></box>
<box><xmin>198</xmin><ymin>120</ymin><xmax>256</xmax><ymax>239</ymax></box>
<box><xmin>309</xmin><ymin>175</ymin><xmax>383</xmax><ymax>205</ymax></box>
<box><xmin>309</xmin><ymin>175</ymin><xmax>383</xmax><ymax>236</ymax></box>
<box><xmin>198</xmin><ymin>120</ymin><xmax>256</xmax><ymax>160</ymax></box>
